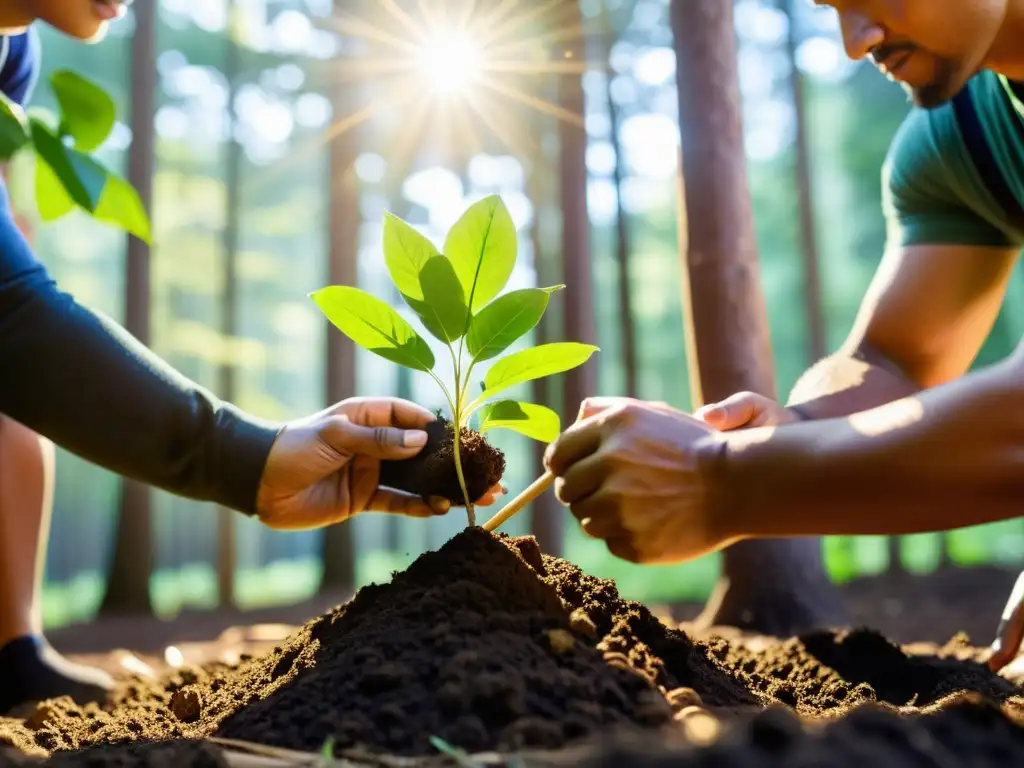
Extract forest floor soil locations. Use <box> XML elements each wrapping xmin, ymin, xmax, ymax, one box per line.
<box><xmin>4</xmin><ymin>531</ymin><xmax>1022</xmax><ymax>766</ymax></box>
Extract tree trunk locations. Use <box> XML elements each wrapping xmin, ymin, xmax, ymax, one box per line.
<box><xmin>601</xmin><ymin>4</ymin><xmax>638</xmax><ymax>398</ymax></box>
<box><xmin>528</xmin><ymin>138</ymin><xmax>563</xmax><ymax>554</ymax></box>
<box><xmin>549</xmin><ymin>12</ymin><xmax>596</xmax><ymax>556</ymax></box>
<box><xmin>100</xmin><ymin>0</ymin><xmax>158</xmax><ymax>616</ymax></box>
<box><xmin>782</xmin><ymin>0</ymin><xmax>826</xmax><ymax>363</ymax></box>
<box><xmin>669</xmin><ymin>0</ymin><xmax>847</xmax><ymax>636</ymax></box>
<box><xmin>318</xmin><ymin>4</ymin><xmax>360</xmax><ymax>592</ymax></box>
<box><xmin>216</xmin><ymin>0</ymin><xmax>244</xmax><ymax>609</ymax></box>
<box><xmin>557</xmin><ymin>15</ymin><xmax>597</xmax><ymax>434</ymax></box>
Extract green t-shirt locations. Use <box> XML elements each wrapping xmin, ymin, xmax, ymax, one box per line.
<box><xmin>883</xmin><ymin>71</ymin><xmax>1024</xmax><ymax>249</ymax></box>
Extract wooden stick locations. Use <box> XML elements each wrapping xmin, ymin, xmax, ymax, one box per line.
<box><xmin>481</xmin><ymin>470</ymin><xmax>555</xmax><ymax>532</ymax></box>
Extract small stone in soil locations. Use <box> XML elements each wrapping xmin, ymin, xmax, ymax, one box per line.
<box><xmin>570</xmin><ymin>608</ymin><xmax>598</xmax><ymax>638</ymax></box>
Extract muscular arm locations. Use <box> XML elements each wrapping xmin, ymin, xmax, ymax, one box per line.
<box><xmin>722</xmin><ymin>348</ymin><xmax>1024</xmax><ymax>537</ymax></box>
<box><xmin>785</xmin><ymin>101</ymin><xmax>1022</xmax><ymax>421</ymax></box>
<box><xmin>716</xmin><ymin>98</ymin><xmax>1024</xmax><ymax>537</ymax></box>
<box><xmin>786</xmin><ymin>242</ymin><xmax>1019</xmax><ymax>419</ymax></box>
<box><xmin>0</xmin><ymin>190</ymin><xmax>281</xmax><ymax>514</ymax></box>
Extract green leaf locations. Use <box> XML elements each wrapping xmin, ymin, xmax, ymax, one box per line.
<box><xmin>94</xmin><ymin>170</ymin><xmax>151</xmax><ymax>242</ymax></box>
<box><xmin>479</xmin><ymin>342</ymin><xmax>599</xmax><ymax>403</ymax></box>
<box><xmin>429</xmin><ymin>736</ymin><xmax>482</xmax><ymax>768</ymax></box>
<box><xmin>49</xmin><ymin>70</ymin><xmax>116</xmax><ymax>152</ymax></box>
<box><xmin>0</xmin><ymin>94</ymin><xmax>29</xmax><ymax>160</ymax></box>
<box><xmin>30</xmin><ymin>118</ymin><xmax>105</xmax><ymax>212</ymax></box>
<box><xmin>480</xmin><ymin>400</ymin><xmax>560</xmax><ymax>443</ymax></box>
<box><xmin>310</xmin><ymin>286</ymin><xmax>435</xmax><ymax>371</ymax></box>
<box><xmin>467</xmin><ymin>285</ymin><xmax>563</xmax><ymax>362</ymax></box>
<box><xmin>403</xmin><ymin>254</ymin><xmax>468</xmax><ymax>343</ymax></box>
<box><xmin>383</xmin><ymin>211</ymin><xmax>440</xmax><ymax>300</ymax></box>
<box><xmin>444</xmin><ymin>194</ymin><xmax>517</xmax><ymax>312</ymax></box>
<box><xmin>320</xmin><ymin>736</ymin><xmax>336</xmax><ymax>760</ymax></box>
<box><xmin>34</xmin><ymin>149</ymin><xmax>75</xmax><ymax>221</ymax></box>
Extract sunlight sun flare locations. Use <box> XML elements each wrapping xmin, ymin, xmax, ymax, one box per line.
<box><xmin>417</xmin><ymin>31</ymin><xmax>484</xmax><ymax>95</ymax></box>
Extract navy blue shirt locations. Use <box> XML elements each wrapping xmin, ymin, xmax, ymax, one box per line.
<box><xmin>0</xmin><ymin>27</ymin><xmax>40</xmax><ymax>107</ymax></box>
<box><xmin>0</xmin><ymin>25</ymin><xmax>279</xmax><ymax>515</ymax></box>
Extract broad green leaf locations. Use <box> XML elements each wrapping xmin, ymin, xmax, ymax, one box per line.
<box><xmin>479</xmin><ymin>342</ymin><xmax>599</xmax><ymax>403</ymax></box>
<box><xmin>480</xmin><ymin>400</ymin><xmax>560</xmax><ymax>443</ymax></box>
<box><xmin>310</xmin><ymin>286</ymin><xmax>435</xmax><ymax>371</ymax></box>
<box><xmin>443</xmin><ymin>194</ymin><xmax>517</xmax><ymax>312</ymax></box>
<box><xmin>30</xmin><ymin>118</ymin><xmax>105</xmax><ymax>212</ymax></box>
<box><xmin>403</xmin><ymin>254</ymin><xmax>468</xmax><ymax>343</ymax></box>
<box><xmin>383</xmin><ymin>212</ymin><xmax>440</xmax><ymax>300</ymax></box>
<box><xmin>49</xmin><ymin>70</ymin><xmax>116</xmax><ymax>152</ymax></box>
<box><xmin>467</xmin><ymin>285</ymin><xmax>563</xmax><ymax>362</ymax></box>
<box><xmin>34</xmin><ymin>149</ymin><xmax>75</xmax><ymax>221</ymax></box>
<box><xmin>0</xmin><ymin>94</ymin><xmax>28</xmax><ymax>160</ymax></box>
<box><xmin>94</xmin><ymin>170</ymin><xmax>152</xmax><ymax>242</ymax></box>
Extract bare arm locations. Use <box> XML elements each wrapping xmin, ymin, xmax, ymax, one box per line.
<box><xmin>721</xmin><ymin>346</ymin><xmax>1024</xmax><ymax>537</ymax></box>
<box><xmin>786</xmin><ymin>242</ymin><xmax>1019</xmax><ymax>419</ymax></box>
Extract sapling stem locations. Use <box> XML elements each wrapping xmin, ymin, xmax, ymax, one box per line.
<box><xmin>452</xmin><ymin>427</ymin><xmax>475</xmax><ymax>526</ymax></box>
<box><xmin>446</xmin><ymin>351</ymin><xmax>475</xmax><ymax>525</ymax></box>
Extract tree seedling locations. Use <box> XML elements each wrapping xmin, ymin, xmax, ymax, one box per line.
<box><xmin>310</xmin><ymin>195</ymin><xmax>598</xmax><ymax>526</ymax></box>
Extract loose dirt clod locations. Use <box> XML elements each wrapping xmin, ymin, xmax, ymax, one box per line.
<box><xmin>666</xmin><ymin>687</ymin><xmax>702</xmax><ymax>710</ymax></box>
<box><xmin>170</xmin><ymin>686</ymin><xmax>203</xmax><ymax>724</ymax></box>
<box><xmin>378</xmin><ymin>417</ymin><xmax>506</xmax><ymax>505</ymax></box>
<box><xmin>569</xmin><ymin>608</ymin><xmax>598</xmax><ymax>638</ymax></box>
<box><xmin>10</xmin><ymin>530</ymin><xmax>1024</xmax><ymax>766</ymax></box>
<box><xmin>546</xmin><ymin>629</ymin><xmax>575</xmax><ymax>654</ymax></box>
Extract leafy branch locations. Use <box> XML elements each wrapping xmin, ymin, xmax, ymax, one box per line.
<box><xmin>0</xmin><ymin>69</ymin><xmax>150</xmax><ymax>241</ymax></box>
<box><xmin>311</xmin><ymin>195</ymin><xmax>598</xmax><ymax>526</ymax></box>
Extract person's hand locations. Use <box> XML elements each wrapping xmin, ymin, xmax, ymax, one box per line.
<box><xmin>988</xmin><ymin>570</ymin><xmax>1024</xmax><ymax>674</ymax></box>
<box><xmin>255</xmin><ymin>397</ymin><xmax>503</xmax><ymax>530</ymax></box>
<box><xmin>694</xmin><ymin>391</ymin><xmax>802</xmax><ymax>431</ymax></box>
<box><xmin>544</xmin><ymin>397</ymin><xmax>736</xmax><ymax>564</ymax></box>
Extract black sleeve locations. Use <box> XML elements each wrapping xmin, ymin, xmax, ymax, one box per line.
<box><xmin>0</xmin><ymin>189</ymin><xmax>283</xmax><ymax>515</ymax></box>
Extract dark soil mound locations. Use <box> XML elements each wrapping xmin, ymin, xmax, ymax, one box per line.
<box><xmin>573</xmin><ymin>694</ymin><xmax>1024</xmax><ymax>767</ymax></box>
<box><xmin>39</xmin><ymin>739</ymin><xmax>227</xmax><ymax>767</ymax></box>
<box><xmin>378</xmin><ymin>417</ymin><xmax>506</xmax><ymax>505</ymax></box>
<box><xmin>18</xmin><ymin>529</ymin><xmax>748</xmax><ymax>760</ymax></box>
<box><xmin>706</xmin><ymin>626</ymin><xmax>1016</xmax><ymax>714</ymax></box>
<box><xmin>8</xmin><ymin>531</ymin><xmax>1024</xmax><ymax>766</ymax></box>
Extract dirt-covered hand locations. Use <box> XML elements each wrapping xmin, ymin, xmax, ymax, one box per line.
<box><xmin>543</xmin><ymin>397</ymin><xmax>735</xmax><ymax>564</ymax></box>
<box><xmin>694</xmin><ymin>391</ymin><xmax>802</xmax><ymax>431</ymax></box>
<box><xmin>256</xmin><ymin>397</ymin><xmax>473</xmax><ymax>530</ymax></box>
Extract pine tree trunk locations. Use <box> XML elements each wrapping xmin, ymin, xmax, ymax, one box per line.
<box><xmin>100</xmin><ymin>0</ymin><xmax>158</xmax><ymax>616</ymax></box>
<box><xmin>318</xmin><ymin>0</ymin><xmax>361</xmax><ymax>592</ymax></box>
<box><xmin>669</xmin><ymin>0</ymin><xmax>847</xmax><ymax>636</ymax></box>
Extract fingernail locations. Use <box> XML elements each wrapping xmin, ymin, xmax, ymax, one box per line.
<box><xmin>405</xmin><ymin>430</ymin><xmax>428</xmax><ymax>448</ymax></box>
<box><xmin>428</xmin><ymin>496</ymin><xmax>451</xmax><ymax>515</ymax></box>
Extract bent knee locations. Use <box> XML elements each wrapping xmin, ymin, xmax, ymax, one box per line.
<box><xmin>0</xmin><ymin>415</ymin><xmax>53</xmax><ymax>456</ymax></box>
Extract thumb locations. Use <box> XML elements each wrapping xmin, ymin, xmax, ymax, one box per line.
<box><xmin>319</xmin><ymin>415</ymin><xmax>429</xmax><ymax>461</ymax></box>
<box><xmin>695</xmin><ymin>393</ymin><xmax>757</xmax><ymax>431</ymax></box>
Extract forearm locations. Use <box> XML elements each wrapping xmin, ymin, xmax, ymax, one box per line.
<box><xmin>785</xmin><ymin>342</ymin><xmax>920</xmax><ymax>420</ymax></box>
<box><xmin>721</xmin><ymin>356</ymin><xmax>1024</xmax><ymax>538</ymax></box>
<box><xmin>1</xmin><ymin>261</ymin><xmax>282</xmax><ymax>514</ymax></box>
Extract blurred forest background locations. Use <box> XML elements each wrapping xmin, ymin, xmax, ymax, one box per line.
<box><xmin>16</xmin><ymin>0</ymin><xmax>1024</xmax><ymax>629</ymax></box>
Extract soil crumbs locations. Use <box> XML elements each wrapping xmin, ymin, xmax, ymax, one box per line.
<box><xmin>2</xmin><ymin>529</ymin><xmax>1023</xmax><ymax>766</ymax></box>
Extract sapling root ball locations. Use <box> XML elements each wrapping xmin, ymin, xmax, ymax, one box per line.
<box><xmin>378</xmin><ymin>416</ymin><xmax>505</xmax><ymax>506</ymax></box>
